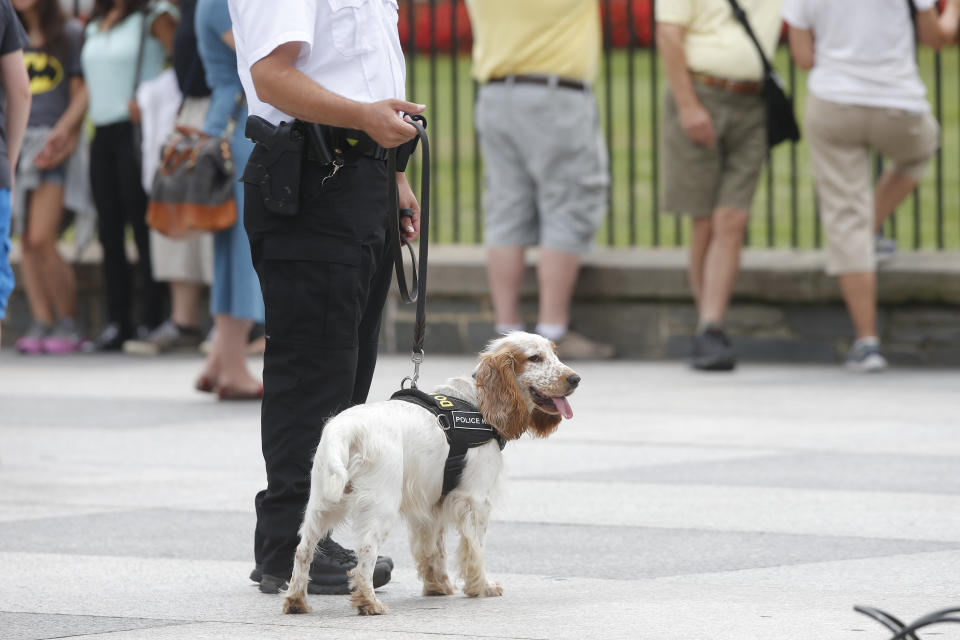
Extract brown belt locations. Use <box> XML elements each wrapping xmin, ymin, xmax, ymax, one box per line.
<box><xmin>487</xmin><ymin>74</ymin><xmax>588</xmax><ymax>92</ymax></box>
<box><xmin>691</xmin><ymin>72</ymin><xmax>763</xmax><ymax>95</ymax></box>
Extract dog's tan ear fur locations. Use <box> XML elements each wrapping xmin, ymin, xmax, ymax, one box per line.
<box><xmin>475</xmin><ymin>346</ymin><xmax>529</xmax><ymax>441</ymax></box>
<box><xmin>530</xmin><ymin>408</ymin><xmax>561</xmax><ymax>438</ymax></box>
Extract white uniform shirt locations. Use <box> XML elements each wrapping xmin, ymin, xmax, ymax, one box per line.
<box><xmin>782</xmin><ymin>0</ymin><xmax>934</xmax><ymax>113</ymax></box>
<box><xmin>227</xmin><ymin>0</ymin><xmax>407</xmax><ymax>125</ymax></box>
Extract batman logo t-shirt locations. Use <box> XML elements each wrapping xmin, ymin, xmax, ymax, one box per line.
<box><xmin>24</xmin><ymin>19</ymin><xmax>84</xmax><ymax>129</ymax></box>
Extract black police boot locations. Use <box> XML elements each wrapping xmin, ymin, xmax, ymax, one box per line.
<box><xmin>691</xmin><ymin>325</ymin><xmax>737</xmax><ymax>371</ymax></box>
<box><xmin>251</xmin><ymin>537</ymin><xmax>393</xmax><ymax>595</ymax></box>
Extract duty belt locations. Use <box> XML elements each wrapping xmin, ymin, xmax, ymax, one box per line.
<box><xmin>390</xmin><ymin>388</ymin><xmax>506</xmax><ymax>496</ymax></box>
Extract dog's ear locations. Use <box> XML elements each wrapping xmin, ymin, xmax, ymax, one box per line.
<box><xmin>475</xmin><ymin>348</ymin><xmax>528</xmax><ymax>440</ymax></box>
<box><xmin>529</xmin><ymin>408</ymin><xmax>561</xmax><ymax>438</ymax></box>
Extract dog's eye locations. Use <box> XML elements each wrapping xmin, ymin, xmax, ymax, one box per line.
<box><xmin>528</xmin><ymin>354</ymin><xmax>542</xmax><ymax>362</ymax></box>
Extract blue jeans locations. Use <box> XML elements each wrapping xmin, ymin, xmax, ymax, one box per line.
<box><xmin>0</xmin><ymin>189</ymin><xmax>13</xmax><ymax>319</ymax></box>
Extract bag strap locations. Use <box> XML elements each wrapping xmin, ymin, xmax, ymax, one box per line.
<box><xmin>132</xmin><ymin>6</ymin><xmax>149</xmax><ymax>99</ymax></box>
<box><xmin>907</xmin><ymin>0</ymin><xmax>918</xmax><ymax>51</ymax></box>
<box><xmin>725</xmin><ymin>0</ymin><xmax>773</xmax><ymax>75</ymax></box>
<box><xmin>221</xmin><ymin>92</ymin><xmax>247</xmax><ymax>140</ymax></box>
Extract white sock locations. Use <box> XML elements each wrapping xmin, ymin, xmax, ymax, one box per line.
<box><xmin>535</xmin><ymin>323</ymin><xmax>567</xmax><ymax>342</ymax></box>
<box><xmin>854</xmin><ymin>336</ymin><xmax>880</xmax><ymax>348</ymax></box>
<box><xmin>495</xmin><ymin>323</ymin><xmax>525</xmax><ymax>336</ymax></box>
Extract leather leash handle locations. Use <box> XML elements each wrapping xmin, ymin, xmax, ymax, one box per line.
<box><xmin>387</xmin><ymin>115</ymin><xmax>429</xmax><ymax>359</ymax></box>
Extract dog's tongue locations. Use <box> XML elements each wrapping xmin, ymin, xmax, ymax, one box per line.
<box><xmin>552</xmin><ymin>396</ymin><xmax>573</xmax><ymax>419</ymax></box>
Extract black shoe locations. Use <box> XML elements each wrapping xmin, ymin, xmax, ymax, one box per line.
<box><xmin>250</xmin><ymin>538</ymin><xmax>393</xmax><ymax>595</ymax></box>
<box><xmin>83</xmin><ymin>322</ymin><xmax>130</xmax><ymax>352</ymax></box>
<box><xmin>691</xmin><ymin>326</ymin><xmax>737</xmax><ymax>371</ymax></box>
<box><xmin>318</xmin><ymin>537</ymin><xmax>394</xmax><ymax>572</ymax></box>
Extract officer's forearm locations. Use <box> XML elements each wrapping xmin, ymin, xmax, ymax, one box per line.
<box><xmin>250</xmin><ymin>46</ymin><xmax>370</xmax><ymax>130</ymax></box>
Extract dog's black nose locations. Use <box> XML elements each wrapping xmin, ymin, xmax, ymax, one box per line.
<box><xmin>567</xmin><ymin>374</ymin><xmax>581</xmax><ymax>388</ymax></box>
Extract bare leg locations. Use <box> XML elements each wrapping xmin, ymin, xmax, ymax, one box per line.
<box><xmin>486</xmin><ymin>246</ymin><xmax>525</xmax><ymax>326</ymax></box>
<box><xmin>410</xmin><ymin>519</ymin><xmax>454</xmax><ymax>596</ymax></box>
<box><xmin>169</xmin><ymin>280</ymin><xmax>203</xmax><ymax>328</ymax></box>
<box><xmin>838</xmin><ymin>271</ymin><xmax>877</xmax><ymax>340</ymax></box>
<box><xmin>874</xmin><ymin>170</ymin><xmax>917</xmax><ymax>231</ymax></box>
<box><xmin>454</xmin><ymin>498</ymin><xmax>501</xmax><ymax>598</ymax></box>
<box><xmin>699</xmin><ymin>207</ymin><xmax>749</xmax><ymax>325</ymax></box>
<box><xmin>688</xmin><ymin>217</ymin><xmax>713</xmax><ymax>311</ymax></box>
<box><xmin>536</xmin><ymin>247</ymin><xmax>580</xmax><ymax>327</ymax></box>
<box><xmin>20</xmin><ymin>184</ymin><xmax>74</xmax><ymax>324</ymax></box>
<box><xmin>199</xmin><ymin>314</ymin><xmax>259</xmax><ymax>393</ymax></box>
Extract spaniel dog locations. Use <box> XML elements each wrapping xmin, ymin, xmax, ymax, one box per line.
<box><xmin>282</xmin><ymin>331</ymin><xmax>580</xmax><ymax>616</ymax></box>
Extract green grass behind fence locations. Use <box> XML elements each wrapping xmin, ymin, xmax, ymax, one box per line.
<box><xmin>407</xmin><ymin>48</ymin><xmax>960</xmax><ymax>250</ymax></box>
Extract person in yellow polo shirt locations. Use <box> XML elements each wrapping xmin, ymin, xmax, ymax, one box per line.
<box><xmin>465</xmin><ymin>0</ymin><xmax>613</xmax><ymax>360</ymax></box>
<box><xmin>657</xmin><ymin>0</ymin><xmax>782</xmax><ymax>371</ymax></box>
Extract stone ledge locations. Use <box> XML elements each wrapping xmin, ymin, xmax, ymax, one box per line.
<box><xmin>423</xmin><ymin>245</ymin><xmax>960</xmax><ymax>304</ymax></box>
<box><xmin>5</xmin><ymin>242</ymin><xmax>959</xmax><ymax>364</ymax></box>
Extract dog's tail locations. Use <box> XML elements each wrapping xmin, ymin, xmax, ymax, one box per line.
<box><xmin>317</xmin><ymin>429</ymin><xmax>350</xmax><ymax>505</ymax></box>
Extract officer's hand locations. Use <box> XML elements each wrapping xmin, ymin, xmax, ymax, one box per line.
<box><xmin>361</xmin><ymin>99</ymin><xmax>425</xmax><ymax>148</ymax></box>
<box><xmin>397</xmin><ymin>172</ymin><xmax>420</xmax><ymax>242</ymax></box>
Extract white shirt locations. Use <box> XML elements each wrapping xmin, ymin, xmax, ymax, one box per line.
<box><xmin>782</xmin><ymin>0</ymin><xmax>935</xmax><ymax>113</ymax></box>
<box><xmin>227</xmin><ymin>0</ymin><xmax>407</xmax><ymax>125</ymax></box>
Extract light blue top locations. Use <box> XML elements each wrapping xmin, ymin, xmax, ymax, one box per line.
<box><xmin>81</xmin><ymin>1</ymin><xmax>178</xmax><ymax>126</ymax></box>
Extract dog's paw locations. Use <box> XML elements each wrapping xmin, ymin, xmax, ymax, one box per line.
<box><xmin>282</xmin><ymin>595</ymin><xmax>311</xmax><ymax>614</ymax></box>
<box><xmin>423</xmin><ymin>577</ymin><xmax>456</xmax><ymax>596</ymax></box>
<box><xmin>357</xmin><ymin>599</ymin><xmax>389</xmax><ymax>616</ymax></box>
<box><xmin>463</xmin><ymin>580</ymin><xmax>503</xmax><ymax>598</ymax></box>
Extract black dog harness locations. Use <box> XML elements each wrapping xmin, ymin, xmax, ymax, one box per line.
<box><xmin>390</xmin><ymin>388</ymin><xmax>506</xmax><ymax>496</ymax></box>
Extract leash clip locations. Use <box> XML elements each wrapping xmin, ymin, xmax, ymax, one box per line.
<box><xmin>401</xmin><ymin>348</ymin><xmax>425</xmax><ymax>389</ymax></box>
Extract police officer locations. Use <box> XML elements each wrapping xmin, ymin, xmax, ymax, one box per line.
<box><xmin>227</xmin><ymin>0</ymin><xmax>425</xmax><ymax>594</ymax></box>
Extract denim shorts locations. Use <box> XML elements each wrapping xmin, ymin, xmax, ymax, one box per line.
<box><xmin>37</xmin><ymin>164</ymin><xmax>66</xmax><ymax>185</ymax></box>
<box><xmin>0</xmin><ymin>189</ymin><xmax>13</xmax><ymax>319</ymax></box>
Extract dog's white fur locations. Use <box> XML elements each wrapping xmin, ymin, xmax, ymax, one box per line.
<box><xmin>282</xmin><ymin>331</ymin><xmax>580</xmax><ymax>616</ymax></box>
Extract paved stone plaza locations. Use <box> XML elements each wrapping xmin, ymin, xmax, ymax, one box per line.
<box><xmin>1</xmin><ymin>352</ymin><xmax>958</xmax><ymax>639</ymax></box>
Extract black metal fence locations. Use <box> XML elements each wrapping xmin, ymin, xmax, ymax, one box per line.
<box><xmin>401</xmin><ymin>0</ymin><xmax>960</xmax><ymax>251</ymax></box>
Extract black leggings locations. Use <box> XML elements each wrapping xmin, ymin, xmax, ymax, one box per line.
<box><xmin>89</xmin><ymin>121</ymin><xmax>166</xmax><ymax>331</ymax></box>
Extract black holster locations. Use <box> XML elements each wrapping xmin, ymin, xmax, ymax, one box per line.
<box><xmin>242</xmin><ymin>116</ymin><xmax>305</xmax><ymax>216</ymax></box>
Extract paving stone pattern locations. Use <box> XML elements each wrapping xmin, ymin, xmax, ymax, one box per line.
<box><xmin>1</xmin><ymin>353</ymin><xmax>958</xmax><ymax>639</ymax></box>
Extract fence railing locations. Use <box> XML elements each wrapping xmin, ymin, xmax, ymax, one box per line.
<box><xmin>400</xmin><ymin>0</ymin><xmax>960</xmax><ymax>251</ymax></box>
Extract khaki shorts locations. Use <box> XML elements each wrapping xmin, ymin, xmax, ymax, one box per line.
<box><xmin>805</xmin><ymin>94</ymin><xmax>939</xmax><ymax>274</ymax></box>
<box><xmin>661</xmin><ymin>83</ymin><xmax>767</xmax><ymax>218</ymax></box>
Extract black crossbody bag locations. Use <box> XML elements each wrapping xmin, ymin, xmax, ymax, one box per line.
<box><xmin>726</xmin><ymin>0</ymin><xmax>801</xmax><ymax>147</ymax></box>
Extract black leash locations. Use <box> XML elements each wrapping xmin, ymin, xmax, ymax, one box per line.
<box><xmin>854</xmin><ymin>605</ymin><xmax>960</xmax><ymax>640</ymax></box>
<box><xmin>386</xmin><ymin>115</ymin><xmax>429</xmax><ymax>388</ymax></box>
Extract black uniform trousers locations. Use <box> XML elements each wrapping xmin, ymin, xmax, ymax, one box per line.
<box><xmin>244</xmin><ymin>149</ymin><xmax>394</xmax><ymax>578</ymax></box>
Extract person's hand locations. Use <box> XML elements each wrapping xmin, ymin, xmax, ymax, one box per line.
<box><xmin>678</xmin><ymin>103</ymin><xmax>716</xmax><ymax>148</ymax></box>
<box><xmin>35</xmin><ymin>126</ymin><xmax>79</xmax><ymax>169</ymax></box>
<box><xmin>128</xmin><ymin>98</ymin><xmax>142</xmax><ymax>124</ymax></box>
<box><xmin>360</xmin><ymin>99</ymin><xmax>425</xmax><ymax>148</ymax></box>
<box><xmin>396</xmin><ymin>172</ymin><xmax>420</xmax><ymax>243</ymax></box>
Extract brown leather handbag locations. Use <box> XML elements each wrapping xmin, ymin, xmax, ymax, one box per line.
<box><xmin>146</xmin><ymin>95</ymin><xmax>244</xmax><ymax>237</ymax></box>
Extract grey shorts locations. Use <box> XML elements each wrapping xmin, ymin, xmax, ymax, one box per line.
<box><xmin>661</xmin><ymin>83</ymin><xmax>767</xmax><ymax>218</ymax></box>
<box><xmin>476</xmin><ymin>80</ymin><xmax>609</xmax><ymax>254</ymax></box>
